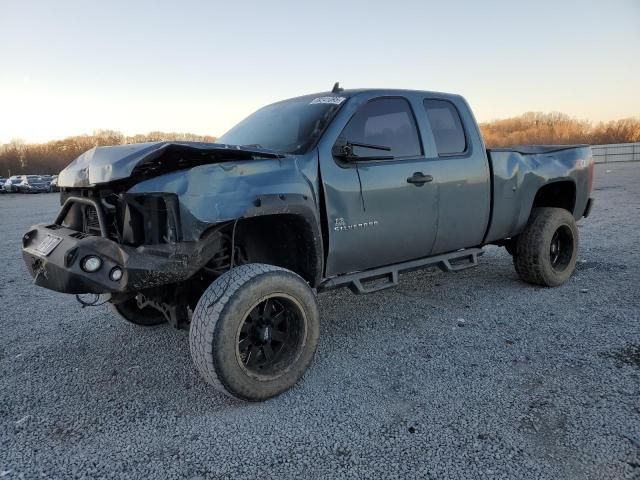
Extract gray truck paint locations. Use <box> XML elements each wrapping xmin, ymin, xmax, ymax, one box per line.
<box><xmin>35</xmin><ymin>88</ymin><xmax>593</xmax><ymax>288</ymax></box>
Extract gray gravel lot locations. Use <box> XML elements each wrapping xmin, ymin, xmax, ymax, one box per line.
<box><xmin>1</xmin><ymin>163</ymin><xmax>639</xmax><ymax>479</ymax></box>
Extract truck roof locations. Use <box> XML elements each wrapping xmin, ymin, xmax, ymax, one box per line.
<box><xmin>281</xmin><ymin>88</ymin><xmax>464</xmax><ymax>104</ymax></box>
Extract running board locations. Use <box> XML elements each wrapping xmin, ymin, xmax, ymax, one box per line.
<box><xmin>318</xmin><ymin>248</ymin><xmax>483</xmax><ymax>295</ymax></box>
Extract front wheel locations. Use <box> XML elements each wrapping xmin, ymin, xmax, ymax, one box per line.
<box><xmin>513</xmin><ymin>207</ymin><xmax>579</xmax><ymax>287</ymax></box>
<box><xmin>189</xmin><ymin>264</ymin><xmax>320</xmax><ymax>401</ymax></box>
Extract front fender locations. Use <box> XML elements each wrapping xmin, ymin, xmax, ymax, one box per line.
<box><xmin>128</xmin><ymin>156</ymin><xmax>324</xmax><ymax>285</ymax></box>
<box><xmin>127</xmin><ymin>156</ymin><xmax>324</xmax><ymax>285</ymax></box>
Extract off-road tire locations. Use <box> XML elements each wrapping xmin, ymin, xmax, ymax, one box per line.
<box><xmin>189</xmin><ymin>263</ymin><xmax>320</xmax><ymax>401</ymax></box>
<box><xmin>513</xmin><ymin>207</ymin><xmax>578</xmax><ymax>287</ymax></box>
<box><xmin>111</xmin><ymin>298</ymin><xmax>166</xmax><ymax>326</ymax></box>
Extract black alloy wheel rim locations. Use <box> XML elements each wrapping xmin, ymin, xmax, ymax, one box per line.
<box><xmin>549</xmin><ymin>225</ymin><xmax>574</xmax><ymax>272</ymax></box>
<box><xmin>237</xmin><ymin>295</ymin><xmax>305</xmax><ymax>377</ymax></box>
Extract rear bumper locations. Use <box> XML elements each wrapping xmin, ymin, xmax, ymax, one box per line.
<box><xmin>583</xmin><ymin>197</ymin><xmax>594</xmax><ymax>218</ymax></box>
<box><xmin>22</xmin><ymin>223</ymin><xmax>210</xmax><ymax>294</ymax></box>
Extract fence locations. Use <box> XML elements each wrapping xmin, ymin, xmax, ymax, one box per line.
<box><xmin>591</xmin><ymin>142</ymin><xmax>640</xmax><ymax>163</ymax></box>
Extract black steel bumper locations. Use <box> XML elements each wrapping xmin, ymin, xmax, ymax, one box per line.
<box><xmin>22</xmin><ymin>223</ymin><xmax>206</xmax><ymax>295</ymax></box>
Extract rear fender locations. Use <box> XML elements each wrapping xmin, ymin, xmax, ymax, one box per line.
<box><xmin>485</xmin><ymin>146</ymin><xmax>590</xmax><ymax>243</ymax></box>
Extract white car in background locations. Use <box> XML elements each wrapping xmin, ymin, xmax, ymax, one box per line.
<box><xmin>3</xmin><ymin>175</ymin><xmax>26</xmax><ymax>193</ymax></box>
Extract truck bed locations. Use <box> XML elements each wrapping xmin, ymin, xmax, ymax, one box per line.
<box><xmin>484</xmin><ymin>145</ymin><xmax>593</xmax><ymax>243</ymax></box>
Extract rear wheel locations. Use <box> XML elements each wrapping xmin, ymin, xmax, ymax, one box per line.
<box><xmin>111</xmin><ymin>298</ymin><xmax>166</xmax><ymax>326</ymax></box>
<box><xmin>189</xmin><ymin>263</ymin><xmax>319</xmax><ymax>401</ymax></box>
<box><xmin>513</xmin><ymin>207</ymin><xmax>578</xmax><ymax>287</ymax></box>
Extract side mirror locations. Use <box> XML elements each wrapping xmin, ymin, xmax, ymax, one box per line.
<box><xmin>332</xmin><ymin>140</ymin><xmax>394</xmax><ymax>162</ymax></box>
<box><xmin>331</xmin><ymin>143</ymin><xmax>355</xmax><ymax>161</ymax></box>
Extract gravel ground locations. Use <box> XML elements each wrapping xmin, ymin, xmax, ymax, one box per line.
<box><xmin>1</xmin><ymin>162</ymin><xmax>639</xmax><ymax>479</ymax></box>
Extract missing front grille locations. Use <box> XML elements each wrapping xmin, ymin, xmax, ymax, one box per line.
<box><xmin>84</xmin><ymin>206</ymin><xmax>101</xmax><ymax>235</ymax></box>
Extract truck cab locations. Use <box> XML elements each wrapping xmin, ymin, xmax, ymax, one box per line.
<box><xmin>317</xmin><ymin>90</ymin><xmax>491</xmax><ymax>275</ymax></box>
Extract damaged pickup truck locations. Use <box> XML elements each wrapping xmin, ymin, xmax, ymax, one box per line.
<box><xmin>22</xmin><ymin>86</ymin><xmax>595</xmax><ymax>401</ymax></box>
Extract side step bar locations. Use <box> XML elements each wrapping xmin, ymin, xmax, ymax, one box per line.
<box><xmin>318</xmin><ymin>248</ymin><xmax>483</xmax><ymax>295</ymax></box>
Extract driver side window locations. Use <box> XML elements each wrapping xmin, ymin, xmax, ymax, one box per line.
<box><xmin>340</xmin><ymin>98</ymin><xmax>422</xmax><ymax>158</ymax></box>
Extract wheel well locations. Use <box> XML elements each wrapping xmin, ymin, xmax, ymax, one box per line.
<box><xmin>532</xmin><ymin>181</ymin><xmax>576</xmax><ymax>214</ymax></box>
<box><xmin>235</xmin><ymin>214</ymin><xmax>322</xmax><ymax>287</ymax></box>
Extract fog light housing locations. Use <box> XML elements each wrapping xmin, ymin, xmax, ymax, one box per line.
<box><xmin>109</xmin><ymin>267</ymin><xmax>123</xmax><ymax>282</ymax></box>
<box><xmin>81</xmin><ymin>255</ymin><xmax>102</xmax><ymax>273</ymax></box>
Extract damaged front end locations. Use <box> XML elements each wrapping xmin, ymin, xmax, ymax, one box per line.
<box><xmin>21</xmin><ymin>190</ymin><xmax>233</xmax><ymax>328</ymax></box>
<box><xmin>21</xmin><ymin>141</ymin><xmax>321</xmax><ymax>328</ymax></box>
<box><xmin>23</xmin><ymin>192</ymin><xmax>209</xmax><ymax>294</ymax></box>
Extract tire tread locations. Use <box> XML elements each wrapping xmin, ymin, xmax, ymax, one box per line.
<box><xmin>189</xmin><ymin>263</ymin><xmax>290</xmax><ymax>398</ymax></box>
<box><xmin>514</xmin><ymin>207</ymin><xmax>578</xmax><ymax>287</ymax></box>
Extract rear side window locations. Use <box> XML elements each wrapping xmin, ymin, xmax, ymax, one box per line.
<box><xmin>341</xmin><ymin>98</ymin><xmax>422</xmax><ymax>158</ymax></box>
<box><xmin>423</xmin><ymin>99</ymin><xmax>467</xmax><ymax>155</ymax></box>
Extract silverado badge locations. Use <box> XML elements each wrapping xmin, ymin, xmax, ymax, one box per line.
<box><xmin>334</xmin><ymin>217</ymin><xmax>379</xmax><ymax>232</ymax></box>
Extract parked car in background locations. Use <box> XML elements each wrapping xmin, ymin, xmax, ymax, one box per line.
<box><xmin>17</xmin><ymin>175</ymin><xmax>49</xmax><ymax>193</ymax></box>
<box><xmin>4</xmin><ymin>175</ymin><xmax>26</xmax><ymax>193</ymax></box>
<box><xmin>0</xmin><ymin>177</ymin><xmax>7</xmax><ymax>192</ymax></box>
<box><xmin>48</xmin><ymin>175</ymin><xmax>59</xmax><ymax>192</ymax></box>
<box><xmin>40</xmin><ymin>175</ymin><xmax>53</xmax><ymax>189</ymax></box>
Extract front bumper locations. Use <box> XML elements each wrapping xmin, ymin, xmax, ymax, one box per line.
<box><xmin>22</xmin><ymin>223</ymin><xmax>208</xmax><ymax>294</ymax></box>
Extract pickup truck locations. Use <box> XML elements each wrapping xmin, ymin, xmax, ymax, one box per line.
<box><xmin>22</xmin><ymin>86</ymin><xmax>595</xmax><ymax>401</ymax></box>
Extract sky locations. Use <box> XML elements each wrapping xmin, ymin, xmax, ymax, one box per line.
<box><xmin>0</xmin><ymin>0</ymin><xmax>639</xmax><ymax>144</ymax></box>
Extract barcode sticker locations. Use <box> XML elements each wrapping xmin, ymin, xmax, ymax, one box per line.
<box><xmin>310</xmin><ymin>96</ymin><xmax>346</xmax><ymax>105</ymax></box>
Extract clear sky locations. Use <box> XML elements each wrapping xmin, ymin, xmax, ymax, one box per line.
<box><xmin>1</xmin><ymin>0</ymin><xmax>638</xmax><ymax>143</ymax></box>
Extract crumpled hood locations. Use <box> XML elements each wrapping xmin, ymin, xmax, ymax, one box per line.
<box><xmin>57</xmin><ymin>141</ymin><xmax>284</xmax><ymax>188</ymax></box>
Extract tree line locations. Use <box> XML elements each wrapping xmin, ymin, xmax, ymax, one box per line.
<box><xmin>1</xmin><ymin>113</ymin><xmax>639</xmax><ymax>176</ymax></box>
<box><xmin>0</xmin><ymin>130</ymin><xmax>217</xmax><ymax>177</ymax></box>
<box><xmin>479</xmin><ymin>112</ymin><xmax>640</xmax><ymax>148</ymax></box>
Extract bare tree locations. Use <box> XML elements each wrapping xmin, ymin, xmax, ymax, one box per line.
<box><xmin>480</xmin><ymin>113</ymin><xmax>640</xmax><ymax>148</ymax></box>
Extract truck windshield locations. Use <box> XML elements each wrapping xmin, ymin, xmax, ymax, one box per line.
<box><xmin>218</xmin><ymin>96</ymin><xmax>344</xmax><ymax>155</ymax></box>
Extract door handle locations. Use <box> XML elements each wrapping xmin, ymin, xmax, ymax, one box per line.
<box><xmin>407</xmin><ymin>172</ymin><xmax>433</xmax><ymax>185</ymax></box>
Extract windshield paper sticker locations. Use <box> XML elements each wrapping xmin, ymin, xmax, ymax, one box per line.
<box><xmin>310</xmin><ymin>96</ymin><xmax>346</xmax><ymax>105</ymax></box>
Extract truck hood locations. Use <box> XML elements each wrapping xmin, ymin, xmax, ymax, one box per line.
<box><xmin>57</xmin><ymin>141</ymin><xmax>285</xmax><ymax>188</ymax></box>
